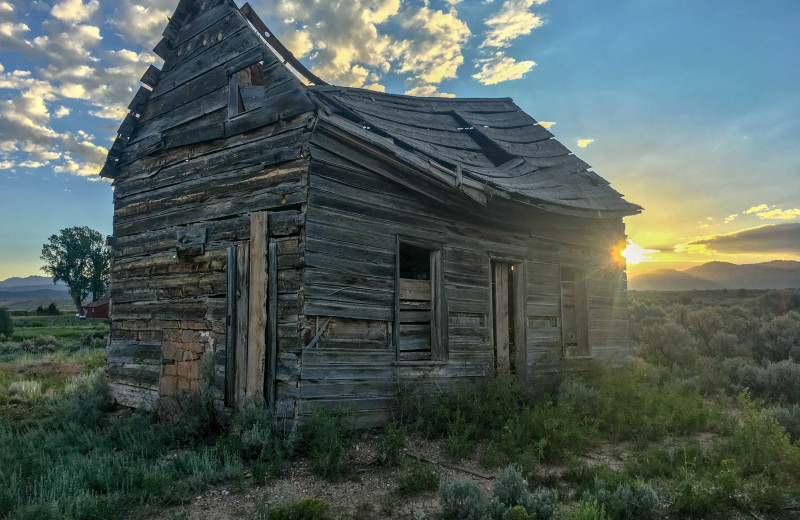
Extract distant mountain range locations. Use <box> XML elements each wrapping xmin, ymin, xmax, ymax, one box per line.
<box><xmin>629</xmin><ymin>261</ymin><xmax>800</xmax><ymax>291</ymax></box>
<box><xmin>0</xmin><ymin>275</ymin><xmax>70</xmax><ymax>300</ymax></box>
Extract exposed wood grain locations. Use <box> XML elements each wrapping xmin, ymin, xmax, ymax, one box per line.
<box><xmin>235</xmin><ymin>241</ymin><xmax>250</xmax><ymax>408</ymax></box>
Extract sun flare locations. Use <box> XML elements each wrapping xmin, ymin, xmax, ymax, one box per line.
<box><xmin>621</xmin><ymin>240</ymin><xmax>658</xmax><ymax>265</ymax></box>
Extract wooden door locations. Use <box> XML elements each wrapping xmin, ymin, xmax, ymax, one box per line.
<box><xmin>492</xmin><ymin>262</ymin><xmax>512</xmax><ymax>375</ymax></box>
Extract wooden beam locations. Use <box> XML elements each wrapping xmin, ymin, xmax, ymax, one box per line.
<box><xmin>235</xmin><ymin>241</ymin><xmax>250</xmax><ymax>408</ymax></box>
<box><xmin>247</xmin><ymin>211</ymin><xmax>268</xmax><ymax>401</ymax></box>
<box><xmin>493</xmin><ymin>263</ymin><xmax>510</xmax><ymax>375</ymax></box>
<box><xmin>225</xmin><ymin>245</ymin><xmax>237</xmax><ymax>406</ymax></box>
<box><xmin>266</xmin><ymin>240</ymin><xmax>278</xmax><ymax>410</ymax></box>
<box><xmin>513</xmin><ymin>263</ymin><xmax>527</xmax><ymax>383</ymax></box>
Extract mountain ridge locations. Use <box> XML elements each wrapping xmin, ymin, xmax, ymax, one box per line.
<box><xmin>630</xmin><ymin>260</ymin><xmax>800</xmax><ymax>291</ymax></box>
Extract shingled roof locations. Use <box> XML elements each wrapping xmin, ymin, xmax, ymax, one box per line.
<box><xmin>311</xmin><ymin>87</ymin><xmax>640</xmax><ymax>216</ymax></box>
<box><xmin>104</xmin><ymin>0</ymin><xmax>641</xmax><ymax>218</ymax></box>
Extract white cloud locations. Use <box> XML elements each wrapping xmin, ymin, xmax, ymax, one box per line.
<box><xmin>90</xmin><ymin>104</ymin><xmax>128</xmax><ymax>120</ymax></box>
<box><xmin>538</xmin><ymin>121</ymin><xmax>555</xmax><ymax>129</ymax></box>
<box><xmin>724</xmin><ymin>214</ymin><xmax>738</xmax><ymax>223</ymax></box>
<box><xmin>481</xmin><ymin>0</ymin><xmax>547</xmax><ymax>49</ymax></box>
<box><xmin>111</xmin><ymin>0</ymin><xmax>171</xmax><ymax>48</ymax></box>
<box><xmin>396</xmin><ymin>6</ymin><xmax>470</xmax><ymax>86</ymax></box>
<box><xmin>577</xmin><ymin>139</ymin><xmax>594</xmax><ymax>148</ymax></box>
<box><xmin>473</xmin><ymin>53</ymin><xmax>535</xmax><ymax>85</ymax></box>
<box><xmin>0</xmin><ymin>160</ymin><xmax>14</xmax><ymax>169</ymax></box>
<box><xmin>53</xmin><ymin>106</ymin><xmax>71</xmax><ymax>118</ymax></box>
<box><xmin>744</xmin><ymin>204</ymin><xmax>769</xmax><ymax>214</ymax></box>
<box><xmin>51</xmin><ymin>0</ymin><xmax>99</xmax><ymax>23</ymax></box>
<box><xmin>403</xmin><ymin>84</ymin><xmax>455</xmax><ymax>97</ymax></box>
<box><xmin>256</xmin><ymin>0</ymin><xmax>469</xmax><ymax>92</ymax></box>
<box><xmin>751</xmin><ymin>208</ymin><xmax>800</xmax><ymax>220</ymax></box>
<box><xmin>19</xmin><ymin>160</ymin><xmax>46</xmax><ymax>167</ymax></box>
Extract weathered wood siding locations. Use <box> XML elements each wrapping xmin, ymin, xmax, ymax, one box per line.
<box><xmin>106</xmin><ymin>0</ymin><xmax>315</xmax><ymax>412</ymax></box>
<box><xmin>299</xmin><ymin>125</ymin><xmax>628</xmax><ymax>426</ymax></box>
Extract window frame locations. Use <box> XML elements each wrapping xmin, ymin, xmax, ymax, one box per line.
<box><xmin>393</xmin><ymin>235</ymin><xmax>448</xmax><ymax>363</ymax></box>
<box><xmin>559</xmin><ymin>264</ymin><xmax>591</xmax><ymax>358</ymax></box>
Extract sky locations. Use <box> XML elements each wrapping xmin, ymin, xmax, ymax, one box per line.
<box><xmin>0</xmin><ymin>0</ymin><xmax>798</xmax><ymax>280</ymax></box>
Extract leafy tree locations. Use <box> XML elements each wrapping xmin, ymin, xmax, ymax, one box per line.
<box><xmin>46</xmin><ymin>302</ymin><xmax>59</xmax><ymax>315</ymax></box>
<box><xmin>0</xmin><ymin>307</ymin><xmax>12</xmax><ymax>338</ymax></box>
<box><xmin>40</xmin><ymin>227</ymin><xmax>111</xmax><ymax>311</ymax></box>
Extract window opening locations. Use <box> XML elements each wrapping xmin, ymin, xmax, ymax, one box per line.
<box><xmin>396</xmin><ymin>243</ymin><xmax>445</xmax><ymax>362</ymax></box>
<box><xmin>492</xmin><ymin>262</ymin><xmax>517</xmax><ymax>375</ymax></box>
<box><xmin>230</xmin><ymin>61</ymin><xmax>265</xmax><ymax>116</ymax></box>
<box><xmin>561</xmin><ymin>266</ymin><xmax>590</xmax><ymax>357</ymax></box>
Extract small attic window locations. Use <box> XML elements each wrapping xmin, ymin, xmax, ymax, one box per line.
<box><xmin>229</xmin><ymin>61</ymin><xmax>265</xmax><ymax>116</ymax></box>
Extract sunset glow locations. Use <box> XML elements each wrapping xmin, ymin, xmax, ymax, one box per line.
<box><xmin>621</xmin><ymin>240</ymin><xmax>658</xmax><ymax>265</ymax></box>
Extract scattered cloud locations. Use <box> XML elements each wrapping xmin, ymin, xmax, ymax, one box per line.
<box><xmin>111</xmin><ymin>0</ymin><xmax>171</xmax><ymax>48</ymax></box>
<box><xmin>751</xmin><ymin>207</ymin><xmax>800</xmax><ymax>220</ymax></box>
<box><xmin>577</xmin><ymin>138</ymin><xmax>594</xmax><ymax>148</ymax></box>
<box><xmin>0</xmin><ymin>160</ymin><xmax>14</xmax><ymax>169</ymax></box>
<box><xmin>724</xmin><ymin>214</ymin><xmax>738</xmax><ymax>223</ymax></box>
<box><xmin>538</xmin><ymin>121</ymin><xmax>556</xmax><ymax>129</ymax></box>
<box><xmin>744</xmin><ymin>204</ymin><xmax>769</xmax><ymax>214</ymax></box>
<box><xmin>742</xmin><ymin>203</ymin><xmax>800</xmax><ymax>220</ymax></box>
<box><xmin>473</xmin><ymin>53</ymin><xmax>535</xmax><ymax>85</ymax></box>
<box><xmin>50</xmin><ymin>0</ymin><xmax>100</xmax><ymax>23</ymax></box>
<box><xmin>53</xmin><ymin>106</ymin><xmax>71</xmax><ymax>118</ymax></box>
<box><xmin>481</xmin><ymin>0</ymin><xmax>547</xmax><ymax>49</ymax></box>
<box><xmin>690</xmin><ymin>223</ymin><xmax>800</xmax><ymax>255</ymax></box>
<box><xmin>18</xmin><ymin>160</ymin><xmax>46</xmax><ymax>167</ymax></box>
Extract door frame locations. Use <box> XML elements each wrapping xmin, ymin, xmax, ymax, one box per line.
<box><xmin>488</xmin><ymin>255</ymin><xmax>527</xmax><ymax>383</ymax></box>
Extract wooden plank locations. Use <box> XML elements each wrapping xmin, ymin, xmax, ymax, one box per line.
<box><xmin>432</xmin><ymin>249</ymin><xmax>448</xmax><ymax>361</ymax></box>
<box><xmin>235</xmin><ymin>241</ymin><xmax>249</xmax><ymax>408</ymax></box>
<box><xmin>399</xmin><ymin>278</ymin><xmax>430</xmax><ymax>301</ymax></box>
<box><xmin>247</xmin><ymin>212</ymin><xmax>267</xmax><ymax>401</ymax></box>
<box><xmin>225</xmin><ymin>245</ymin><xmax>236</xmax><ymax>406</ymax></box>
<box><xmin>266</xmin><ymin>240</ymin><xmax>278</xmax><ymax>409</ymax></box>
<box><xmin>493</xmin><ymin>262</ymin><xmax>510</xmax><ymax>375</ymax></box>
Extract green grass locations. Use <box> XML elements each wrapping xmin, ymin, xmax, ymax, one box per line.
<box><xmin>10</xmin><ymin>315</ymin><xmax>107</xmax><ymax>342</ymax></box>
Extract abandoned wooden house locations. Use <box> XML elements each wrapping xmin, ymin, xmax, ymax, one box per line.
<box><xmin>102</xmin><ymin>0</ymin><xmax>642</xmax><ymax>426</ymax></box>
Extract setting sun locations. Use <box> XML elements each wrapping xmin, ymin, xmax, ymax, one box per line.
<box><xmin>621</xmin><ymin>240</ymin><xmax>659</xmax><ymax>265</ymax></box>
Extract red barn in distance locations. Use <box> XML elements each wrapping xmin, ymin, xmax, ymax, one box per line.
<box><xmin>82</xmin><ymin>295</ymin><xmax>110</xmax><ymax>319</ymax></box>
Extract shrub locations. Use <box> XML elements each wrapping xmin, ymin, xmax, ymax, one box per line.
<box><xmin>579</xmin><ymin>478</ymin><xmax>658</xmax><ymax>520</ymax></box>
<box><xmin>724</xmin><ymin>392</ymin><xmax>800</xmax><ymax>476</ymax></box>
<box><xmin>397</xmin><ymin>460</ymin><xmax>439</xmax><ymax>495</ymax></box>
<box><xmin>261</xmin><ymin>497</ymin><xmax>333</xmax><ymax>520</ymax></box>
<box><xmin>7</xmin><ymin>380</ymin><xmax>42</xmax><ymax>399</ymax></box>
<box><xmin>671</xmin><ymin>465</ymin><xmax>739</xmax><ymax>518</ymax></box>
<box><xmin>20</xmin><ymin>335</ymin><xmax>64</xmax><ymax>354</ymax></box>
<box><xmin>759</xmin><ymin>311</ymin><xmax>800</xmax><ymax>362</ymax></box>
<box><xmin>564</xmin><ymin>501</ymin><xmax>610</xmax><ymax>520</ymax></box>
<box><xmin>376</xmin><ymin>422</ymin><xmax>406</xmax><ymax>466</ymax></box>
<box><xmin>772</xmin><ymin>403</ymin><xmax>800</xmax><ymax>443</ymax></box>
<box><xmin>635</xmin><ymin>322</ymin><xmax>695</xmax><ymax>367</ymax></box>
<box><xmin>296</xmin><ymin>408</ymin><xmax>352</xmax><ymax>480</ymax></box>
<box><xmin>439</xmin><ymin>479</ymin><xmax>491</xmax><ymax>520</ymax></box>
<box><xmin>686</xmin><ymin>307</ymin><xmax>723</xmax><ymax>347</ymax></box>
<box><xmin>0</xmin><ymin>307</ymin><xmax>13</xmax><ymax>337</ymax></box>
<box><xmin>557</xmin><ymin>380</ymin><xmax>598</xmax><ymax>411</ymax></box>
<box><xmin>708</xmin><ymin>331</ymin><xmax>749</xmax><ymax>359</ymax></box>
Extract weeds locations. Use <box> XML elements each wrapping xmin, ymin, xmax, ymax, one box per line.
<box><xmin>396</xmin><ymin>460</ymin><xmax>439</xmax><ymax>495</ymax></box>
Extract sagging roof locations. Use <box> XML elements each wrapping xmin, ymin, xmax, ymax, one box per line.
<box><xmin>311</xmin><ymin>87</ymin><xmax>641</xmax><ymax>216</ymax></box>
<box><xmin>103</xmin><ymin>0</ymin><xmax>641</xmax><ymax>218</ymax></box>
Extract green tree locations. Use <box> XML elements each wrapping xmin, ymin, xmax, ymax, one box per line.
<box><xmin>40</xmin><ymin>227</ymin><xmax>111</xmax><ymax>311</ymax></box>
<box><xmin>0</xmin><ymin>307</ymin><xmax>13</xmax><ymax>338</ymax></box>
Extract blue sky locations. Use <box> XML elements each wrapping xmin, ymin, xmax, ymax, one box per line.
<box><xmin>1</xmin><ymin>0</ymin><xmax>799</xmax><ymax>279</ymax></box>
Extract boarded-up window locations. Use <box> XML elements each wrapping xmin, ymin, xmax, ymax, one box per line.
<box><xmin>396</xmin><ymin>243</ymin><xmax>447</xmax><ymax>362</ymax></box>
<box><xmin>560</xmin><ymin>266</ymin><xmax>590</xmax><ymax>357</ymax></box>
<box><xmin>229</xmin><ymin>61</ymin><xmax>265</xmax><ymax>116</ymax></box>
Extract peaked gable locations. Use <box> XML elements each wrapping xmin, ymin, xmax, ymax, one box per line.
<box><xmin>101</xmin><ymin>0</ymin><xmax>314</xmax><ymax>179</ymax></box>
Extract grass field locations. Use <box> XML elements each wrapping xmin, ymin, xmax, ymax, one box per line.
<box><xmin>1</xmin><ymin>290</ymin><xmax>799</xmax><ymax>519</ymax></box>
<box><xmin>9</xmin><ymin>314</ymin><xmax>108</xmax><ymax>342</ymax></box>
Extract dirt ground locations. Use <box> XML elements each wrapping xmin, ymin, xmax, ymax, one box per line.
<box><xmin>147</xmin><ymin>434</ymin><xmax>500</xmax><ymax>520</ymax></box>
